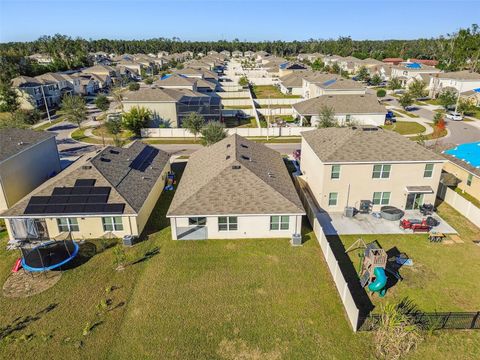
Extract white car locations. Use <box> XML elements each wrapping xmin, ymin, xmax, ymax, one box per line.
<box><xmin>446</xmin><ymin>112</ymin><xmax>463</xmax><ymax>121</ymax></box>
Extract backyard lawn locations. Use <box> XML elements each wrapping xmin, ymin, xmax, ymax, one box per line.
<box><xmin>382</xmin><ymin>121</ymin><xmax>426</xmax><ymax>135</ymax></box>
<box><xmin>224</xmin><ymin>117</ymin><xmax>257</xmax><ymax>128</ymax></box>
<box><xmin>336</xmin><ymin>202</ymin><xmax>480</xmax><ymax>314</ymax></box>
<box><xmin>251</xmin><ymin>85</ymin><xmax>301</xmax><ymax>99</ymax></box>
<box><xmin>0</xmin><ymin>173</ymin><xmax>479</xmax><ymax>358</ymax></box>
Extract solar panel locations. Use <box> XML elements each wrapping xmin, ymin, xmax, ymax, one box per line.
<box><xmin>49</xmin><ymin>196</ymin><xmax>68</xmax><ymax>204</ymax></box>
<box><xmin>44</xmin><ymin>205</ymin><xmax>66</xmax><ymax>214</ymax></box>
<box><xmin>24</xmin><ymin>205</ymin><xmax>46</xmax><ymax>214</ymax></box>
<box><xmin>90</xmin><ymin>187</ymin><xmax>110</xmax><ymax>195</ymax></box>
<box><xmin>87</xmin><ymin>195</ymin><xmax>108</xmax><ymax>203</ymax></box>
<box><xmin>52</xmin><ymin>187</ymin><xmax>72</xmax><ymax>195</ymax></box>
<box><xmin>84</xmin><ymin>204</ymin><xmax>106</xmax><ymax>213</ymax></box>
<box><xmin>75</xmin><ymin>179</ymin><xmax>96</xmax><ymax>187</ymax></box>
<box><xmin>67</xmin><ymin>195</ymin><xmax>89</xmax><ymax>204</ymax></box>
<box><xmin>64</xmin><ymin>204</ymin><xmax>85</xmax><ymax>213</ymax></box>
<box><xmin>71</xmin><ymin>187</ymin><xmax>91</xmax><ymax>195</ymax></box>
<box><xmin>29</xmin><ymin>196</ymin><xmax>50</xmax><ymax>205</ymax></box>
<box><xmin>104</xmin><ymin>204</ymin><xmax>125</xmax><ymax>213</ymax></box>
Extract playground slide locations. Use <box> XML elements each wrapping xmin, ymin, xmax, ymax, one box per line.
<box><xmin>368</xmin><ymin>267</ymin><xmax>387</xmax><ymax>297</ymax></box>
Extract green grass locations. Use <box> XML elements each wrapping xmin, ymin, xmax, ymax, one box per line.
<box><xmin>454</xmin><ymin>187</ymin><xmax>480</xmax><ymax>208</ymax></box>
<box><xmin>409</xmin><ymin>122</ymin><xmax>447</xmax><ymax>141</ymax></box>
<box><xmin>223</xmin><ymin>105</ymin><xmax>252</xmax><ymax>110</ymax></box>
<box><xmin>33</xmin><ymin>118</ymin><xmax>64</xmax><ymax>131</ymax></box>
<box><xmin>224</xmin><ymin>117</ymin><xmax>256</xmax><ymax>128</ymax></box>
<box><xmin>251</xmin><ymin>85</ymin><xmax>301</xmax><ymax>99</ymax></box>
<box><xmin>394</xmin><ymin>108</ymin><xmax>420</xmax><ymax>118</ymax></box>
<box><xmin>91</xmin><ymin>125</ymin><xmax>134</xmax><ymax>140</ymax></box>
<box><xmin>337</xmin><ymin>202</ymin><xmax>480</xmax><ymax>314</ymax></box>
<box><xmin>71</xmin><ymin>127</ymin><xmax>105</xmax><ymax>144</ymax></box>
<box><xmin>256</xmin><ymin>104</ymin><xmax>293</xmax><ymax>109</ymax></box>
<box><xmin>424</xmin><ymin>99</ymin><xmax>442</xmax><ymax>106</ymax></box>
<box><xmin>382</xmin><ymin>121</ymin><xmax>426</xmax><ymax>135</ymax></box>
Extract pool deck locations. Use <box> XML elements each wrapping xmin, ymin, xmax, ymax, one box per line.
<box><xmin>318</xmin><ymin>210</ymin><xmax>457</xmax><ymax>236</ymax></box>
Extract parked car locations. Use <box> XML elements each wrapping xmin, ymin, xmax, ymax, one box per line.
<box><xmin>446</xmin><ymin>112</ymin><xmax>463</xmax><ymax>121</ymax></box>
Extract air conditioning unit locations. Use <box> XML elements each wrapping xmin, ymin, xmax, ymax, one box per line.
<box><xmin>291</xmin><ymin>233</ymin><xmax>302</xmax><ymax>246</ymax></box>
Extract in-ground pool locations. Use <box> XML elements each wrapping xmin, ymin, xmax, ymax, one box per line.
<box><xmin>443</xmin><ymin>142</ymin><xmax>480</xmax><ymax>168</ymax></box>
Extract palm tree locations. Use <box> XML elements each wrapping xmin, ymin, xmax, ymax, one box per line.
<box><xmin>59</xmin><ymin>95</ymin><xmax>87</xmax><ymax>129</ymax></box>
<box><xmin>121</xmin><ymin>106</ymin><xmax>152</xmax><ymax>136</ymax></box>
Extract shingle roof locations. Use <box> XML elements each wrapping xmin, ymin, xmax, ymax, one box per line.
<box><xmin>122</xmin><ymin>88</ymin><xmax>207</xmax><ymax>102</ymax></box>
<box><xmin>437</xmin><ymin>70</ymin><xmax>480</xmax><ymax>80</ymax></box>
<box><xmin>306</xmin><ymin>74</ymin><xmax>365</xmax><ymax>90</ymax></box>
<box><xmin>280</xmin><ymin>71</ymin><xmax>314</xmax><ymax>87</ymax></box>
<box><xmin>2</xmin><ymin>141</ymin><xmax>170</xmax><ymax>217</ymax></box>
<box><xmin>11</xmin><ymin>76</ymin><xmax>42</xmax><ymax>87</ymax></box>
<box><xmin>155</xmin><ymin>74</ymin><xmax>196</xmax><ymax>87</ymax></box>
<box><xmin>35</xmin><ymin>72</ymin><xmax>66</xmax><ymax>83</ymax></box>
<box><xmin>167</xmin><ymin>135</ymin><xmax>305</xmax><ymax>217</ymax></box>
<box><xmin>294</xmin><ymin>93</ymin><xmax>386</xmax><ymax>116</ymax></box>
<box><xmin>0</xmin><ymin>128</ymin><xmax>56</xmax><ymax>163</ymax></box>
<box><xmin>302</xmin><ymin>127</ymin><xmax>446</xmax><ymax>163</ymax></box>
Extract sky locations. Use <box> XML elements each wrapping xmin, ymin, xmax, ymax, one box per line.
<box><xmin>0</xmin><ymin>0</ymin><xmax>479</xmax><ymax>42</ymax></box>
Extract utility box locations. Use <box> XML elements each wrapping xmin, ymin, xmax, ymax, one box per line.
<box><xmin>344</xmin><ymin>207</ymin><xmax>355</xmax><ymax>218</ymax></box>
<box><xmin>123</xmin><ymin>235</ymin><xmax>136</xmax><ymax>247</ymax></box>
<box><xmin>291</xmin><ymin>233</ymin><xmax>302</xmax><ymax>246</ymax></box>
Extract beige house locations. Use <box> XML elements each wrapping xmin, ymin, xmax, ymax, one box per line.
<box><xmin>1</xmin><ymin>142</ymin><xmax>170</xmax><ymax>243</ymax></box>
<box><xmin>441</xmin><ymin>149</ymin><xmax>480</xmax><ymax>202</ymax></box>
<box><xmin>428</xmin><ymin>70</ymin><xmax>480</xmax><ymax>98</ymax></box>
<box><xmin>300</xmin><ymin>127</ymin><xmax>446</xmax><ymax>213</ymax></box>
<box><xmin>0</xmin><ymin>129</ymin><xmax>61</xmax><ymax>211</ymax></box>
<box><xmin>167</xmin><ymin>135</ymin><xmax>305</xmax><ymax>240</ymax></box>
<box><xmin>302</xmin><ymin>74</ymin><xmax>365</xmax><ymax>99</ymax></box>
<box><xmin>293</xmin><ymin>93</ymin><xmax>387</xmax><ymax>127</ymax></box>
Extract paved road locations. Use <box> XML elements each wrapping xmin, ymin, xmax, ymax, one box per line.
<box><xmin>383</xmin><ymin>96</ymin><xmax>480</xmax><ymax>145</ymax></box>
<box><xmin>150</xmin><ymin>142</ymin><xmax>300</xmax><ymax>156</ymax></box>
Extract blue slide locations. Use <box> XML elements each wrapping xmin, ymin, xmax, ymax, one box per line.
<box><xmin>368</xmin><ymin>267</ymin><xmax>387</xmax><ymax>297</ymax></box>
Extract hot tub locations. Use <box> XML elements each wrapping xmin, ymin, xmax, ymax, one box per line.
<box><xmin>380</xmin><ymin>206</ymin><xmax>404</xmax><ymax>221</ymax></box>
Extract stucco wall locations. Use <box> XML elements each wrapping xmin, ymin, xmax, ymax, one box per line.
<box><xmin>123</xmin><ymin>101</ymin><xmax>178</xmax><ymax>127</ymax></box>
<box><xmin>443</xmin><ymin>161</ymin><xmax>480</xmax><ymax>201</ymax></box>
<box><xmin>171</xmin><ymin>214</ymin><xmax>302</xmax><ymax>240</ymax></box>
<box><xmin>0</xmin><ymin>137</ymin><xmax>60</xmax><ymax>211</ymax></box>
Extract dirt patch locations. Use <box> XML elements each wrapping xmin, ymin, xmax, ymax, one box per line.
<box><xmin>3</xmin><ymin>270</ymin><xmax>61</xmax><ymax>298</ymax></box>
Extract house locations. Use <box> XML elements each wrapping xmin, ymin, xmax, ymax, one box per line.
<box><xmin>167</xmin><ymin>135</ymin><xmax>305</xmax><ymax>240</ymax></box>
<box><xmin>407</xmin><ymin>59</ymin><xmax>439</xmax><ymax>67</ymax></box>
<box><xmin>220</xmin><ymin>50</ymin><xmax>231</xmax><ymax>57</ymax></box>
<box><xmin>12</xmin><ymin>75</ymin><xmax>63</xmax><ymax>110</ymax></box>
<box><xmin>299</xmin><ymin>127</ymin><xmax>446</xmax><ymax>213</ymax></box>
<box><xmin>428</xmin><ymin>70</ymin><xmax>480</xmax><ymax>98</ymax></box>
<box><xmin>382</xmin><ymin>58</ymin><xmax>404</xmax><ymax>65</ymax></box>
<box><xmin>122</xmin><ymin>88</ymin><xmax>221</xmax><ymax>127</ymax></box>
<box><xmin>28</xmin><ymin>53</ymin><xmax>53</xmax><ymax>65</ymax></box>
<box><xmin>460</xmin><ymin>89</ymin><xmax>480</xmax><ymax>106</ymax></box>
<box><xmin>278</xmin><ymin>62</ymin><xmax>308</xmax><ymax>77</ymax></box>
<box><xmin>279</xmin><ymin>71</ymin><xmax>312</xmax><ymax>95</ymax></box>
<box><xmin>155</xmin><ymin>74</ymin><xmax>198</xmax><ymax>90</ymax></box>
<box><xmin>244</xmin><ymin>51</ymin><xmax>255</xmax><ymax>58</ymax></box>
<box><xmin>232</xmin><ymin>50</ymin><xmax>243</xmax><ymax>58</ymax></box>
<box><xmin>292</xmin><ymin>93</ymin><xmax>387</xmax><ymax>127</ymax></box>
<box><xmin>82</xmin><ymin>65</ymin><xmax>119</xmax><ymax>80</ymax></box>
<box><xmin>390</xmin><ymin>63</ymin><xmax>442</xmax><ymax>86</ymax></box>
<box><xmin>1</xmin><ymin>142</ymin><xmax>171</xmax><ymax>243</ymax></box>
<box><xmin>302</xmin><ymin>74</ymin><xmax>366</xmax><ymax>99</ymax></box>
<box><xmin>0</xmin><ymin>129</ymin><xmax>61</xmax><ymax>211</ymax></box>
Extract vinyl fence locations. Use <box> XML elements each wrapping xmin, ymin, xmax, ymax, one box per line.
<box><xmin>438</xmin><ymin>184</ymin><xmax>480</xmax><ymax>228</ymax></box>
<box><xmin>257</xmin><ymin>108</ymin><xmax>294</xmax><ymax>116</ymax></box>
<box><xmin>293</xmin><ymin>176</ymin><xmax>361</xmax><ymax>331</ymax></box>
<box><xmin>141</xmin><ymin>126</ymin><xmax>315</xmax><ymax>138</ymax></box>
<box><xmin>255</xmin><ymin>98</ymin><xmax>302</xmax><ymax>106</ymax></box>
<box><xmin>216</xmin><ymin>91</ymin><xmax>250</xmax><ymax>99</ymax></box>
<box><xmin>221</xmin><ymin>99</ymin><xmax>253</xmax><ymax>106</ymax></box>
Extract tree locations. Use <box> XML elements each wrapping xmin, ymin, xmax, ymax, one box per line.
<box><xmin>0</xmin><ymin>81</ymin><xmax>19</xmax><ymax>113</ymax></box>
<box><xmin>0</xmin><ymin>111</ymin><xmax>28</xmax><ymax>129</ymax></box>
<box><xmin>407</xmin><ymin>79</ymin><xmax>427</xmax><ymax>99</ymax></box>
<box><xmin>438</xmin><ymin>89</ymin><xmax>457</xmax><ymax>110</ymax></box>
<box><xmin>95</xmin><ymin>94</ymin><xmax>110</xmax><ymax>112</ymax></box>
<box><xmin>59</xmin><ymin>95</ymin><xmax>87</xmax><ymax>128</ymax></box>
<box><xmin>432</xmin><ymin>112</ymin><xmax>444</xmax><ymax>126</ymax></box>
<box><xmin>121</xmin><ymin>106</ymin><xmax>151</xmax><ymax>136</ymax></box>
<box><xmin>128</xmin><ymin>82</ymin><xmax>140</xmax><ymax>91</ymax></box>
<box><xmin>316</xmin><ymin>105</ymin><xmax>337</xmax><ymax>128</ymax></box>
<box><xmin>457</xmin><ymin>98</ymin><xmax>475</xmax><ymax>115</ymax></box>
<box><xmin>238</xmin><ymin>76</ymin><xmax>249</xmax><ymax>87</ymax></box>
<box><xmin>105</xmin><ymin>115</ymin><xmax>124</xmax><ymax>147</ymax></box>
<box><xmin>311</xmin><ymin>59</ymin><xmax>324</xmax><ymax>71</ymax></box>
<box><xmin>356</xmin><ymin>66</ymin><xmax>370</xmax><ymax>82</ymax></box>
<box><xmin>432</xmin><ymin>118</ymin><xmax>446</xmax><ymax>139</ymax></box>
<box><xmin>398</xmin><ymin>93</ymin><xmax>413</xmax><ymax>110</ymax></box>
<box><xmin>111</xmin><ymin>86</ymin><xmax>124</xmax><ymax>110</ymax></box>
<box><xmin>388</xmin><ymin>77</ymin><xmax>403</xmax><ymax>91</ymax></box>
<box><xmin>370</xmin><ymin>73</ymin><xmax>383</xmax><ymax>86</ymax></box>
<box><xmin>182</xmin><ymin>112</ymin><xmax>204</xmax><ymax>142</ymax></box>
<box><xmin>200</xmin><ymin>121</ymin><xmax>227</xmax><ymax>146</ymax></box>
<box><xmin>376</xmin><ymin>89</ymin><xmax>387</xmax><ymax>98</ymax></box>
<box><xmin>331</xmin><ymin>62</ymin><xmax>341</xmax><ymax>74</ymax></box>
<box><xmin>144</xmin><ymin>78</ymin><xmax>154</xmax><ymax>85</ymax></box>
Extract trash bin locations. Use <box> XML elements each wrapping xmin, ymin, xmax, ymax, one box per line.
<box><xmin>344</xmin><ymin>207</ymin><xmax>355</xmax><ymax>218</ymax></box>
<box><xmin>123</xmin><ymin>235</ymin><xmax>135</xmax><ymax>247</ymax></box>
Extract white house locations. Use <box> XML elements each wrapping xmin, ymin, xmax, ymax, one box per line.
<box><xmin>167</xmin><ymin>135</ymin><xmax>305</xmax><ymax>240</ymax></box>
<box><xmin>428</xmin><ymin>70</ymin><xmax>480</xmax><ymax>98</ymax></box>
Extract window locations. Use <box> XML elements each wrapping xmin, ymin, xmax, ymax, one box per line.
<box><xmin>102</xmin><ymin>217</ymin><xmax>124</xmax><ymax>231</ymax></box>
<box><xmin>345</xmin><ymin>114</ymin><xmax>351</xmax><ymax>123</ymax></box>
<box><xmin>57</xmin><ymin>218</ymin><xmax>79</xmax><ymax>232</ymax></box>
<box><xmin>270</xmin><ymin>216</ymin><xmax>289</xmax><ymax>230</ymax></box>
<box><xmin>188</xmin><ymin>217</ymin><xmax>206</xmax><ymax>226</ymax></box>
<box><xmin>372</xmin><ymin>164</ymin><xmax>391</xmax><ymax>179</ymax></box>
<box><xmin>328</xmin><ymin>192</ymin><xmax>338</xmax><ymax>206</ymax></box>
<box><xmin>218</xmin><ymin>216</ymin><xmax>238</xmax><ymax>231</ymax></box>
<box><xmin>331</xmin><ymin>165</ymin><xmax>341</xmax><ymax>179</ymax></box>
<box><xmin>467</xmin><ymin>174</ymin><xmax>473</xmax><ymax>186</ymax></box>
<box><xmin>373</xmin><ymin>192</ymin><xmax>391</xmax><ymax>205</ymax></box>
<box><xmin>424</xmin><ymin>164</ymin><xmax>434</xmax><ymax>178</ymax></box>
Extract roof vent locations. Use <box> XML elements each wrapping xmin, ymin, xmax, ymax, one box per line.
<box><xmin>362</xmin><ymin>127</ymin><xmax>378</xmax><ymax>132</ymax></box>
<box><xmin>110</xmin><ymin>149</ymin><xmax>120</xmax><ymax>154</ymax></box>
<box><xmin>82</xmin><ymin>165</ymin><xmax>92</xmax><ymax>170</ymax></box>
<box><xmin>241</xmin><ymin>155</ymin><xmax>251</xmax><ymax>161</ymax></box>
<box><xmin>240</xmin><ymin>144</ymin><xmax>248</xmax><ymax>148</ymax></box>
<box><xmin>232</xmin><ymin>165</ymin><xmax>241</xmax><ymax>170</ymax></box>
<box><xmin>100</xmin><ymin>157</ymin><xmax>111</xmax><ymax>162</ymax></box>
<box><xmin>17</xmin><ymin>141</ymin><xmax>24</xmax><ymax>146</ymax></box>
<box><xmin>226</xmin><ymin>155</ymin><xmax>230</xmax><ymax>160</ymax></box>
<box><xmin>268</xmin><ymin>172</ymin><xmax>275</xmax><ymax>178</ymax></box>
<box><xmin>226</xmin><ymin>144</ymin><xmax>231</xmax><ymax>148</ymax></box>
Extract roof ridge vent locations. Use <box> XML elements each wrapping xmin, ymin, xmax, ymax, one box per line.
<box><xmin>232</xmin><ymin>165</ymin><xmax>241</xmax><ymax>170</ymax></box>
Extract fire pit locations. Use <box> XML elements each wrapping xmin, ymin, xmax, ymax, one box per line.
<box><xmin>380</xmin><ymin>206</ymin><xmax>404</xmax><ymax>221</ymax></box>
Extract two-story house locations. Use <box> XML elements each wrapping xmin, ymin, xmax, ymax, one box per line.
<box><xmin>299</xmin><ymin>127</ymin><xmax>446</xmax><ymax>213</ymax></box>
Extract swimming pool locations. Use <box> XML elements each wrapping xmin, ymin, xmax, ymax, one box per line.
<box><xmin>444</xmin><ymin>142</ymin><xmax>480</xmax><ymax>168</ymax></box>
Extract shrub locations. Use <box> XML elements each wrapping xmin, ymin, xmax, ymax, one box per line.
<box><xmin>377</xmin><ymin>89</ymin><xmax>386</xmax><ymax>97</ymax></box>
<box><xmin>128</xmin><ymin>82</ymin><xmax>140</xmax><ymax>91</ymax></box>
<box><xmin>144</xmin><ymin>78</ymin><xmax>154</xmax><ymax>85</ymax></box>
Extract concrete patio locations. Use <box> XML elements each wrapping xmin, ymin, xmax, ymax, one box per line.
<box><xmin>317</xmin><ymin>210</ymin><xmax>457</xmax><ymax>236</ymax></box>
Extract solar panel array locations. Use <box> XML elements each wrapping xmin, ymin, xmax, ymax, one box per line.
<box><xmin>24</xmin><ymin>179</ymin><xmax>125</xmax><ymax>215</ymax></box>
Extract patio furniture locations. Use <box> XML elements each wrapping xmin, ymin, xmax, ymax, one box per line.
<box><xmin>380</xmin><ymin>206</ymin><xmax>404</xmax><ymax>221</ymax></box>
<box><xmin>399</xmin><ymin>218</ymin><xmax>430</xmax><ymax>232</ymax></box>
<box><xmin>419</xmin><ymin>203</ymin><xmax>435</xmax><ymax>216</ymax></box>
<box><xmin>359</xmin><ymin>200</ymin><xmax>372</xmax><ymax>214</ymax></box>
<box><xmin>426</xmin><ymin>216</ymin><xmax>440</xmax><ymax>227</ymax></box>
<box><xmin>429</xmin><ymin>232</ymin><xmax>446</xmax><ymax>242</ymax></box>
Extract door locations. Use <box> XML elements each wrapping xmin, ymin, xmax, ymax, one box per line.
<box><xmin>405</xmin><ymin>193</ymin><xmax>424</xmax><ymax>210</ymax></box>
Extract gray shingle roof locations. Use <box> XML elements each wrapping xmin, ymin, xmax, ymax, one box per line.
<box><xmin>122</xmin><ymin>88</ymin><xmax>207</xmax><ymax>102</ymax></box>
<box><xmin>301</xmin><ymin>127</ymin><xmax>446</xmax><ymax>163</ymax></box>
<box><xmin>0</xmin><ymin>128</ymin><xmax>56</xmax><ymax>163</ymax></box>
<box><xmin>437</xmin><ymin>70</ymin><xmax>480</xmax><ymax>80</ymax></box>
<box><xmin>155</xmin><ymin>74</ymin><xmax>196</xmax><ymax>87</ymax></box>
<box><xmin>167</xmin><ymin>135</ymin><xmax>305</xmax><ymax>217</ymax></box>
<box><xmin>293</xmin><ymin>93</ymin><xmax>386</xmax><ymax>116</ymax></box>
<box><xmin>307</xmin><ymin>75</ymin><xmax>365</xmax><ymax>90</ymax></box>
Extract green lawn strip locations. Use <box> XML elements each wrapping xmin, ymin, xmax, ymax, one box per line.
<box><xmin>223</xmin><ymin>105</ymin><xmax>253</xmax><ymax>110</ymax></box>
<box><xmin>33</xmin><ymin>118</ymin><xmax>65</xmax><ymax>131</ymax></box>
<box><xmin>71</xmin><ymin>127</ymin><xmax>114</xmax><ymax>145</ymax></box>
<box><xmin>251</xmin><ymin>85</ymin><xmax>301</xmax><ymax>99</ymax></box>
<box><xmin>453</xmin><ymin>187</ymin><xmax>480</xmax><ymax>208</ymax></box>
<box><xmin>409</xmin><ymin>122</ymin><xmax>447</xmax><ymax>141</ymax></box>
<box><xmin>381</xmin><ymin>121</ymin><xmax>426</xmax><ymax>135</ymax></box>
<box><xmin>91</xmin><ymin>125</ymin><xmax>134</xmax><ymax>140</ymax></box>
<box><xmin>393</xmin><ymin>108</ymin><xmax>420</xmax><ymax>118</ymax></box>
<box><xmin>337</xmin><ymin>202</ymin><xmax>480</xmax><ymax>314</ymax></box>
<box><xmin>224</xmin><ymin>117</ymin><xmax>255</xmax><ymax>128</ymax></box>
<box><xmin>256</xmin><ymin>104</ymin><xmax>293</xmax><ymax>109</ymax></box>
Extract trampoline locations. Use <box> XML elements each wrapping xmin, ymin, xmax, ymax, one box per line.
<box><xmin>21</xmin><ymin>240</ymin><xmax>79</xmax><ymax>272</ymax></box>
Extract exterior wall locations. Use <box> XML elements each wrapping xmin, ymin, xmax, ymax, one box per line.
<box><xmin>309</xmin><ymin>113</ymin><xmax>386</xmax><ymax>127</ymax></box>
<box><xmin>0</xmin><ymin>137</ymin><xmax>61</xmax><ymax>211</ymax></box>
<box><xmin>300</xmin><ymin>139</ymin><xmax>444</xmax><ymax>211</ymax></box>
<box><xmin>136</xmin><ymin>162</ymin><xmax>171</xmax><ymax>234</ymax></box>
<box><xmin>429</xmin><ymin>77</ymin><xmax>480</xmax><ymax>98</ymax></box>
<box><xmin>391</xmin><ymin>67</ymin><xmax>441</xmax><ymax>81</ymax></box>
<box><xmin>171</xmin><ymin>214</ymin><xmax>302</xmax><ymax>240</ymax></box>
<box><xmin>123</xmin><ymin>101</ymin><xmax>178</xmax><ymax>127</ymax></box>
<box><xmin>443</xmin><ymin>161</ymin><xmax>480</xmax><ymax>201</ymax></box>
